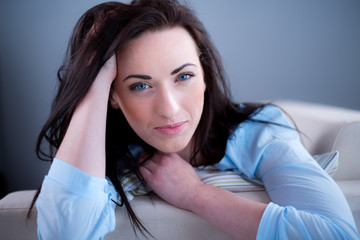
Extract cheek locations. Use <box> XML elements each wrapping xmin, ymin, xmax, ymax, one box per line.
<box><xmin>185</xmin><ymin>81</ymin><xmax>206</xmax><ymax>116</ymax></box>
<box><xmin>114</xmin><ymin>85</ymin><xmax>144</xmax><ymax>123</ymax></box>
<box><xmin>118</xmin><ymin>96</ymin><xmax>150</xmax><ymax>129</ymax></box>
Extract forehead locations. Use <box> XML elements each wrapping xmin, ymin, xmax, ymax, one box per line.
<box><xmin>116</xmin><ymin>27</ymin><xmax>200</xmax><ymax>73</ymax></box>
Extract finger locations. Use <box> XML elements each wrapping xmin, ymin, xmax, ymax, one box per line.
<box><xmin>142</xmin><ymin>159</ymin><xmax>157</xmax><ymax>172</ymax></box>
<box><xmin>138</xmin><ymin>151</ymin><xmax>150</xmax><ymax>164</ymax></box>
<box><xmin>139</xmin><ymin>165</ymin><xmax>152</xmax><ymax>180</ymax></box>
<box><xmin>150</xmin><ymin>151</ymin><xmax>168</xmax><ymax>163</ymax></box>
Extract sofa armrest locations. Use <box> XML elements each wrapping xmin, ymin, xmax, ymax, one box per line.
<box><xmin>0</xmin><ymin>190</ymin><xmax>37</xmax><ymax>240</ymax></box>
<box><xmin>107</xmin><ymin>191</ymin><xmax>270</xmax><ymax>239</ymax></box>
<box><xmin>0</xmin><ymin>190</ymin><xmax>270</xmax><ymax>240</ymax></box>
<box><xmin>275</xmin><ymin>100</ymin><xmax>360</xmax><ymax>180</ymax></box>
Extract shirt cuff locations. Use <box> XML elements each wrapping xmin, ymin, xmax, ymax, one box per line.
<box><xmin>256</xmin><ymin>202</ymin><xmax>281</xmax><ymax>239</ymax></box>
<box><xmin>46</xmin><ymin>158</ymin><xmax>110</xmax><ymax>201</ymax></box>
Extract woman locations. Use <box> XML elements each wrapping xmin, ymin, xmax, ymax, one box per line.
<box><xmin>34</xmin><ymin>0</ymin><xmax>359</xmax><ymax>239</ymax></box>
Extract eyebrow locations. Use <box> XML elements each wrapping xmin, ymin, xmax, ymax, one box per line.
<box><xmin>170</xmin><ymin>63</ymin><xmax>196</xmax><ymax>75</ymax></box>
<box><xmin>123</xmin><ymin>74</ymin><xmax>151</xmax><ymax>82</ymax></box>
<box><xmin>122</xmin><ymin>63</ymin><xmax>197</xmax><ymax>82</ymax></box>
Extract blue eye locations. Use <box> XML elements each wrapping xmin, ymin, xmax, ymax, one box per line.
<box><xmin>130</xmin><ymin>82</ymin><xmax>149</xmax><ymax>91</ymax></box>
<box><xmin>177</xmin><ymin>73</ymin><xmax>194</xmax><ymax>81</ymax></box>
<box><xmin>137</xmin><ymin>83</ymin><xmax>148</xmax><ymax>90</ymax></box>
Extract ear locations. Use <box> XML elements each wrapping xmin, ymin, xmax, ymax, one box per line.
<box><xmin>109</xmin><ymin>88</ymin><xmax>121</xmax><ymax>109</ymax></box>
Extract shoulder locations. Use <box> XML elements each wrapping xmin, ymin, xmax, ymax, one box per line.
<box><xmin>226</xmin><ymin>104</ymin><xmax>296</xmax><ymax>152</ymax></box>
<box><xmin>250</xmin><ymin>104</ymin><xmax>291</xmax><ymax>126</ymax></box>
<box><xmin>234</xmin><ymin>104</ymin><xmax>298</xmax><ymax>143</ymax></box>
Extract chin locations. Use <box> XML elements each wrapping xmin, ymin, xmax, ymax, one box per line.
<box><xmin>143</xmin><ymin>132</ymin><xmax>193</xmax><ymax>155</ymax></box>
<box><xmin>156</xmin><ymin>146</ymin><xmax>185</xmax><ymax>154</ymax></box>
<box><xmin>152</xmin><ymin>140</ymin><xmax>190</xmax><ymax>155</ymax></box>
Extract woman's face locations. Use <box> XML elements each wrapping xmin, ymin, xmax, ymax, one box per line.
<box><xmin>111</xmin><ymin>27</ymin><xmax>206</xmax><ymax>157</ymax></box>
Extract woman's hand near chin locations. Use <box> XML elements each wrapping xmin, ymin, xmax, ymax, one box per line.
<box><xmin>139</xmin><ymin>152</ymin><xmax>205</xmax><ymax>210</ymax></box>
<box><xmin>55</xmin><ymin>55</ymin><xmax>117</xmax><ymax>178</ymax></box>
<box><xmin>139</xmin><ymin>152</ymin><xmax>266</xmax><ymax>240</ymax></box>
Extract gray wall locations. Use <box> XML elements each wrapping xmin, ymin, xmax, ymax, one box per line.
<box><xmin>1</xmin><ymin>0</ymin><xmax>360</xmax><ymax>194</ymax></box>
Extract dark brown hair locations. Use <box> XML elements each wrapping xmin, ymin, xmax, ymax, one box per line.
<box><xmin>30</xmin><ymin>0</ymin><xmax>267</xmax><ymax>237</ymax></box>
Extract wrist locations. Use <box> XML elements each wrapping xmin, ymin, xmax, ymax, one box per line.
<box><xmin>90</xmin><ymin>78</ymin><xmax>112</xmax><ymax>93</ymax></box>
<box><xmin>186</xmin><ymin>183</ymin><xmax>214</xmax><ymax>213</ymax></box>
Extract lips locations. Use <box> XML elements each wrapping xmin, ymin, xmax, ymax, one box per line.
<box><xmin>154</xmin><ymin>121</ymin><xmax>187</xmax><ymax>135</ymax></box>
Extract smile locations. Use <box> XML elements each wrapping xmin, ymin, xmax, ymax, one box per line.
<box><xmin>154</xmin><ymin>121</ymin><xmax>188</xmax><ymax>136</ymax></box>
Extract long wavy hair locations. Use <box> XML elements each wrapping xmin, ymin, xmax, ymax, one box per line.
<box><xmin>30</xmin><ymin>0</ymin><xmax>267</xmax><ymax>237</ymax></box>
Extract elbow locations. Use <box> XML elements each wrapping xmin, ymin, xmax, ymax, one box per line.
<box><xmin>258</xmin><ymin>203</ymin><xmax>360</xmax><ymax>239</ymax></box>
<box><xmin>320</xmin><ymin>215</ymin><xmax>360</xmax><ymax>240</ymax></box>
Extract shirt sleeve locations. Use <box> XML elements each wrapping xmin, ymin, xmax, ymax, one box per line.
<box><xmin>36</xmin><ymin>158</ymin><xmax>117</xmax><ymax>240</ymax></box>
<box><xmin>216</xmin><ymin>105</ymin><xmax>360</xmax><ymax>239</ymax></box>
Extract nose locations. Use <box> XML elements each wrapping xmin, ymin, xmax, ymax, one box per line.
<box><xmin>155</xmin><ymin>86</ymin><xmax>180</xmax><ymax>120</ymax></box>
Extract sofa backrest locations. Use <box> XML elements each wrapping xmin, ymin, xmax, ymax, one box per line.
<box><xmin>276</xmin><ymin>100</ymin><xmax>360</xmax><ymax>181</ymax></box>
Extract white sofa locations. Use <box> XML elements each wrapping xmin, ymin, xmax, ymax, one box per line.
<box><xmin>1</xmin><ymin>100</ymin><xmax>359</xmax><ymax>239</ymax></box>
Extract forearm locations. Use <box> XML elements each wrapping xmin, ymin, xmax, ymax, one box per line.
<box><xmin>189</xmin><ymin>184</ymin><xmax>266</xmax><ymax>240</ymax></box>
<box><xmin>55</xmin><ymin>55</ymin><xmax>116</xmax><ymax>178</ymax></box>
<box><xmin>55</xmin><ymin>81</ymin><xmax>111</xmax><ymax>178</ymax></box>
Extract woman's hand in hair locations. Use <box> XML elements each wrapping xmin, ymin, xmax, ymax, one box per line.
<box><xmin>93</xmin><ymin>54</ymin><xmax>117</xmax><ymax>87</ymax></box>
<box><xmin>139</xmin><ymin>152</ymin><xmax>205</xmax><ymax>211</ymax></box>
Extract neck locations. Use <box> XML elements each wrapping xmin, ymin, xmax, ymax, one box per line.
<box><xmin>177</xmin><ymin>142</ymin><xmax>205</xmax><ymax>166</ymax></box>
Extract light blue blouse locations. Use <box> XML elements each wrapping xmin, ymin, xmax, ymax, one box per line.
<box><xmin>36</xmin><ymin>105</ymin><xmax>360</xmax><ymax>239</ymax></box>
